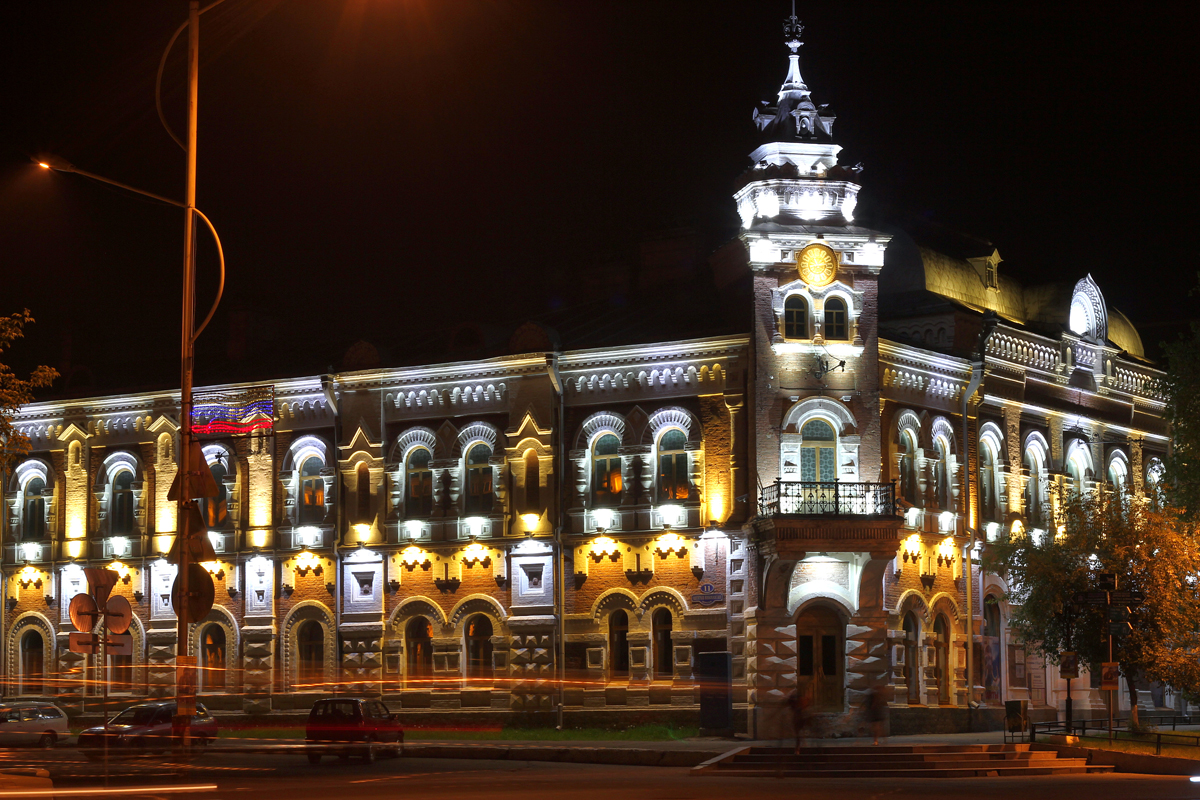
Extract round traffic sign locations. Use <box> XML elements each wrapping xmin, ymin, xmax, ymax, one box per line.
<box><xmin>68</xmin><ymin>593</ymin><xmax>99</xmax><ymax>633</ymax></box>
<box><xmin>105</xmin><ymin>594</ymin><xmax>133</xmax><ymax>635</ymax></box>
<box><xmin>170</xmin><ymin>564</ymin><xmax>215</xmax><ymax>622</ymax></box>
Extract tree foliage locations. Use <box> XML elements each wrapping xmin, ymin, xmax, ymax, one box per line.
<box><xmin>982</xmin><ymin>489</ymin><xmax>1200</xmax><ymax>699</ymax></box>
<box><xmin>0</xmin><ymin>310</ymin><xmax>58</xmax><ymax>469</ymax></box>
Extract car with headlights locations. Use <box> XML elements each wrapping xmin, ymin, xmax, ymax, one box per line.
<box><xmin>305</xmin><ymin>698</ymin><xmax>403</xmax><ymax>764</ymax></box>
<box><xmin>77</xmin><ymin>701</ymin><xmax>217</xmax><ymax>758</ymax></box>
<box><xmin>0</xmin><ymin>702</ymin><xmax>70</xmax><ymax>748</ymax></box>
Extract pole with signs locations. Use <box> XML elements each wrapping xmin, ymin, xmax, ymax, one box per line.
<box><xmin>67</xmin><ymin>569</ymin><xmax>132</xmax><ymax>762</ymax></box>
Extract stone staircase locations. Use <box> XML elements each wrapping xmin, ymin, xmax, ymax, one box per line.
<box><xmin>692</xmin><ymin>743</ymin><xmax>1114</xmax><ymax>778</ymax></box>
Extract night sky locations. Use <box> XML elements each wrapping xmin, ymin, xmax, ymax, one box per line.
<box><xmin>1</xmin><ymin>1</ymin><xmax>1195</xmax><ymax>398</ymax></box>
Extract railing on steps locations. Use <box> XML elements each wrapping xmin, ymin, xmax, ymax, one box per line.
<box><xmin>1031</xmin><ymin>714</ymin><xmax>1196</xmax><ymax>755</ymax></box>
<box><xmin>760</xmin><ymin>480</ymin><xmax>898</xmax><ymax>517</ymax></box>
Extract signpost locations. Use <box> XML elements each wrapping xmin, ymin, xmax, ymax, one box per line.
<box><xmin>66</xmin><ymin>568</ymin><xmax>127</xmax><ymax>763</ymax></box>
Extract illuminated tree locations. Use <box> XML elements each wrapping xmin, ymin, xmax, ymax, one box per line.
<box><xmin>983</xmin><ymin>489</ymin><xmax>1200</xmax><ymax>710</ymax></box>
<box><xmin>1163</xmin><ymin>295</ymin><xmax>1200</xmax><ymax>520</ymax></box>
<box><xmin>0</xmin><ymin>310</ymin><xmax>58</xmax><ymax>468</ymax></box>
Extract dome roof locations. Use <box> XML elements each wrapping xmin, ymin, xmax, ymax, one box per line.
<box><xmin>1107</xmin><ymin>307</ymin><xmax>1145</xmax><ymax>358</ymax></box>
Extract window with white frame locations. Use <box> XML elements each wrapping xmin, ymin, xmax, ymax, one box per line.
<box><xmin>592</xmin><ymin>434</ymin><xmax>622</xmax><ymax>508</ymax></box>
<box><xmin>464</xmin><ymin>443</ymin><xmax>493</xmax><ymax>514</ymax></box>
<box><xmin>933</xmin><ymin>436</ymin><xmax>952</xmax><ymax>510</ymax></box>
<box><xmin>980</xmin><ymin>440</ymin><xmax>999</xmax><ymax>522</ymax></box>
<box><xmin>657</xmin><ymin>429</ymin><xmax>689</xmax><ymax>501</ymax></box>
<box><xmin>1024</xmin><ymin>442</ymin><xmax>1047</xmax><ymax>525</ymax></box>
<box><xmin>1107</xmin><ymin>454</ymin><xmax>1128</xmax><ymax>495</ymax></box>
<box><xmin>111</xmin><ymin>469</ymin><xmax>135</xmax><ymax>535</ymax></box>
<box><xmin>824</xmin><ymin>297</ymin><xmax>848</xmax><ymax>340</ymax></box>
<box><xmin>1066</xmin><ymin>445</ymin><xmax>1091</xmax><ymax>496</ymax></box>
<box><xmin>899</xmin><ymin>429</ymin><xmax>919</xmax><ymax>505</ymax></box>
<box><xmin>22</xmin><ymin>475</ymin><xmax>46</xmax><ymax>541</ymax></box>
<box><xmin>299</xmin><ymin>456</ymin><xmax>325</xmax><ymax>524</ymax></box>
<box><xmin>201</xmin><ymin>456</ymin><xmax>229</xmax><ymax>528</ymax></box>
<box><xmin>406</xmin><ymin>447</ymin><xmax>433</xmax><ymax>517</ymax></box>
<box><xmin>800</xmin><ymin>419</ymin><xmax>837</xmax><ymax>482</ymax></box>
<box><xmin>784</xmin><ymin>295</ymin><xmax>808</xmax><ymax>339</ymax></box>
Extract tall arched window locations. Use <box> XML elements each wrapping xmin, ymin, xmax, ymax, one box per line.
<box><xmin>464</xmin><ymin>444</ymin><xmax>493</xmax><ymax>514</ymax></box>
<box><xmin>405</xmin><ymin>617</ymin><xmax>433</xmax><ymax>685</ymax></box>
<box><xmin>296</xmin><ymin>621</ymin><xmax>324</xmax><ymax>688</ymax></box>
<box><xmin>355</xmin><ymin>462</ymin><xmax>371</xmax><ymax>522</ymax></box>
<box><xmin>1107</xmin><ymin>456</ymin><xmax>1128</xmax><ymax>496</ymax></box>
<box><xmin>979</xmin><ymin>441</ymin><xmax>998</xmax><ymax>521</ymax></box>
<box><xmin>824</xmin><ymin>297</ymin><xmax>848</xmax><ymax>340</ymax></box>
<box><xmin>933</xmin><ymin>615</ymin><xmax>950</xmax><ymax>705</ymax></box>
<box><xmin>900</xmin><ymin>430</ymin><xmax>918</xmax><ymax>505</ymax></box>
<box><xmin>202</xmin><ymin>460</ymin><xmax>228</xmax><ymax>528</ymax></box>
<box><xmin>406</xmin><ymin>448</ymin><xmax>432</xmax><ymax>517</ymax></box>
<box><xmin>201</xmin><ymin>625</ymin><xmax>226</xmax><ymax>691</ymax></box>
<box><xmin>299</xmin><ymin>457</ymin><xmax>325</xmax><ymax>524</ymax></box>
<box><xmin>464</xmin><ymin>615</ymin><xmax>494</xmax><ymax>681</ymax></box>
<box><xmin>592</xmin><ymin>434</ymin><xmax>622</xmax><ymax>507</ymax></box>
<box><xmin>800</xmin><ymin>419</ymin><xmax>837</xmax><ymax>483</ymax></box>
<box><xmin>657</xmin><ymin>429</ymin><xmax>689</xmax><ymax>501</ymax></box>
<box><xmin>652</xmin><ymin>608</ymin><xmax>673</xmax><ymax>679</ymax></box>
<box><xmin>1066</xmin><ymin>449</ymin><xmax>1089</xmax><ymax>496</ymax></box>
<box><xmin>934</xmin><ymin>437</ymin><xmax>951</xmax><ymax>510</ymax></box>
<box><xmin>111</xmin><ymin>470</ymin><xmax>135</xmax><ymax>534</ymax></box>
<box><xmin>523</xmin><ymin>450</ymin><xmax>541</xmax><ymax>513</ymax></box>
<box><xmin>1024</xmin><ymin>446</ymin><xmax>1045</xmax><ymax>526</ymax></box>
<box><xmin>23</xmin><ymin>477</ymin><xmax>46</xmax><ymax>540</ymax></box>
<box><xmin>20</xmin><ymin>630</ymin><xmax>43</xmax><ymax>695</ymax></box>
<box><xmin>784</xmin><ymin>295</ymin><xmax>808</xmax><ymax>339</ymax></box>
<box><xmin>608</xmin><ymin>610</ymin><xmax>629</xmax><ymax>678</ymax></box>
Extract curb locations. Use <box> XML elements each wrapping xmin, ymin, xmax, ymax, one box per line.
<box><xmin>400</xmin><ymin>744</ymin><xmax>720</xmax><ymax>767</ymax></box>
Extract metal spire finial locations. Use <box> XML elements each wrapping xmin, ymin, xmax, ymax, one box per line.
<box><xmin>783</xmin><ymin>1</ymin><xmax>804</xmax><ymax>54</ymax></box>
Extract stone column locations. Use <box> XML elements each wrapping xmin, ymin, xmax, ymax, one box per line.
<box><xmin>1003</xmin><ymin>405</ymin><xmax>1023</xmax><ymax>512</ymax></box>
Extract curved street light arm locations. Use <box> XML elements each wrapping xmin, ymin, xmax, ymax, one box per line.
<box><xmin>156</xmin><ymin>0</ymin><xmax>228</xmax><ymax>152</ymax></box>
<box><xmin>191</xmin><ymin>208</ymin><xmax>225</xmax><ymax>344</ymax></box>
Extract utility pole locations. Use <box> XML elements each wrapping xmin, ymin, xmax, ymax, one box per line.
<box><xmin>173</xmin><ymin>0</ymin><xmax>202</xmax><ymax>746</ymax></box>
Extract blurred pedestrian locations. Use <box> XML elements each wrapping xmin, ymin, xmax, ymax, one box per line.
<box><xmin>787</xmin><ymin>685</ymin><xmax>813</xmax><ymax>753</ymax></box>
<box><xmin>865</xmin><ymin>683</ymin><xmax>889</xmax><ymax>746</ymax></box>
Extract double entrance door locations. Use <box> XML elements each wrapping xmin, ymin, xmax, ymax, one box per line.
<box><xmin>796</xmin><ymin>605</ymin><xmax>843</xmax><ymax>712</ymax></box>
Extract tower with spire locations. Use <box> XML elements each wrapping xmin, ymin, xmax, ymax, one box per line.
<box><xmin>740</xmin><ymin>11</ymin><xmax>900</xmax><ymax>740</ymax></box>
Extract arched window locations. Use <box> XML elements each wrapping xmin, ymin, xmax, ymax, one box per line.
<box><xmin>608</xmin><ymin>610</ymin><xmax>629</xmax><ymax>678</ymax></box>
<box><xmin>523</xmin><ymin>450</ymin><xmax>541</xmax><ymax>513</ymax></box>
<box><xmin>592</xmin><ymin>434</ymin><xmax>622</xmax><ymax>507</ymax></box>
<box><xmin>355</xmin><ymin>462</ymin><xmax>371</xmax><ymax>523</ymax></box>
<box><xmin>405</xmin><ymin>617</ymin><xmax>433</xmax><ymax>685</ymax></box>
<box><xmin>23</xmin><ymin>477</ymin><xmax>46</xmax><ymax>540</ymax></box>
<box><xmin>201</xmin><ymin>625</ymin><xmax>226</xmax><ymax>691</ymax></box>
<box><xmin>464</xmin><ymin>444</ymin><xmax>493</xmax><ymax>515</ymax></box>
<box><xmin>111</xmin><ymin>470</ymin><xmax>135</xmax><ymax>534</ymax></box>
<box><xmin>202</xmin><ymin>460</ymin><xmax>228</xmax><ymax>528</ymax></box>
<box><xmin>824</xmin><ymin>297</ymin><xmax>848</xmax><ymax>340</ymax></box>
<box><xmin>299</xmin><ymin>457</ymin><xmax>325</xmax><ymax>524</ymax></box>
<box><xmin>784</xmin><ymin>295</ymin><xmax>808</xmax><ymax>339</ymax></box>
<box><xmin>900</xmin><ymin>430</ymin><xmax>918</xmax><ymax>505</ymax></box>
<box><xmin>20</xmin><ymin>630</ymin><xmax>43</xmax><ymax>695</ymax></box>
<box><xmin>800</xmin><ymin>419</ymin><xmax>837</xmax><ymax>483</ymax></box>
<box><xmin>464</xmin><ymin>615</ymin><xmax>494</xmax><ymax>681</ymax></box>
<box><xmin>406</xmin><ymin>448</ymin><xmax>432</xmax><ymax>517</ymax></box>
<box><xmin>934</xmin><ymin>437</ymin><xmax>951</xmax><ymax>510</ymax></box>
<box><xmin>979</xmin><ymin>440</ymin><xmax>998</xmax><ymax>521</ymax></box>
<box><xmin>657</xmin><ymin>429</ymin><xmax>689</xmax><ymax>501</ymax></box>
<box><xmin>296</xmin><ymin>621</ymin><xmax>325</xmax><ymax>688</ymax></box>
<box><xmin>902</xmin><ymin>612</ymin><xmax>920</xmax><ymax>705</ymax></box>
<box><xmin>1107</xmin><ymin>456</ymin><xmax>1128</xmax><ymax>496</ymax></box>
<box><xmin>652</xmin><ymin>608</ymin><xmax>673</xmax><ymax>679</ymax></box>
<box><xmin>933</xmin><ymin>616</ymin><xmax>950</xmax><ymax>705</ymax></box>
<box><xmin>1024</xmin><ymin>447</ymin><xmax>1045</xmax><ymax>525</ymax></box>
<box><xmin>1066</xmin><ymin>449</ymin><xmax>1088</xmax><ymax>496</ymax></box>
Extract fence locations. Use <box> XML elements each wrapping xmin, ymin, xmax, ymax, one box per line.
<box><xmin>1030</xmin><ymin>715</ymin><xmax>1198</xmax><ymax>756</ymax></box>
<box><xmin>760</xmin><ymin>480</ymin><xmax>897</xmax><ymax>517</ymax></box>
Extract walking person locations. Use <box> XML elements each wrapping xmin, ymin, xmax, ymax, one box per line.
<box><xmin>865</xmin><ymin>683</ymin><xmax>889</xmax><ymax>746</ymax></box>
<box><xmin>787</xmin><ymin>685</ymin><xmax>813</xmax><ymax>754</ymax></box>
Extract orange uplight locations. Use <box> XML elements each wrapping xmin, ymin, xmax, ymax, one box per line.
<box><xmin>37</xmin><ymin>162</ymin><xmax>51</xmax><ymax>169</ymax></box>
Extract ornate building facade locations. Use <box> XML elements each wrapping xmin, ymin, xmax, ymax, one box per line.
<box><xmin>2</xmin><ymin>19</ymin><xmax>1170</xmax><ymax>732</ymax></box>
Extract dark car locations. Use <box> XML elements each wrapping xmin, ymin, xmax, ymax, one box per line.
<box><xmin>305</xmin><ymin>698</ymin><xmax>403</xmax><ymax>764</ymax></box>
<box><xmin>77</xmin><ymin>701</ymin><xmax>218</xmax><ymax>758</ymax></box>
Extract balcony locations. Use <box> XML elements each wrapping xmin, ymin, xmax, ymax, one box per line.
<box><xmin>760</xmin><ymin>480</ymin><xmax>897</xmax><ymax>517</ymax></box>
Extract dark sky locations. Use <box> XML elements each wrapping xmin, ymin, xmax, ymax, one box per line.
<box><xmin>1</xmin><ymin>1</ymin><xmax>1195</xmax><ymax>397</ymax></box>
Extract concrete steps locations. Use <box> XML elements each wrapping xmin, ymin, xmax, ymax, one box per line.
<box><xmin>693</xmin><ymin>743</ymin><xmax>1115</xmax><ymax>778</ymax></box>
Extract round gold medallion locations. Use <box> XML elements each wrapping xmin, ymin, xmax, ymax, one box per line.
<box><xmin>797</xmin><ymin>242</ymin><xmax>838</xmax><ymax>287</ymax></box>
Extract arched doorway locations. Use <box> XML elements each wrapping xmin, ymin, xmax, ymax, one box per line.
<box><xmin>652</xmin><ymin>608</ymin><xmax>673</xmax><ymax>680</ymax></box>
<box><xmin>405</xmin><ymin>617</ymin><xmax>433</xmax><ymax>686</ymax></box>
<box><xmin>201</xmin><ymin>625</ymin><xmax>226</xmax><ymax>692</ymax></box>
<box><xmin>20</xmin><ymin>630</ymin><xmax>44</xmax><ymax>695</ymax></box>
<box><xmin>296</xmin><ymin>621</ymin><xmax>324</xmax><ymax>688</ymax></box>
<box><xmin>608</xmin><ymin>610</ymin><xmax>629</xmax><ymax>679</ymax></box>
<box><xmin>934</xmin><ymin>615</ymin><xmax>951</xmax><ymax>705</ymax></box>
<box><xmin>902</xmin><ymin>612</ymin><xmax>921</xmax><ymax>705</ymax></box>
<box><xmin>982</xmin><ymin>596</ymin><xmax>1003</xmax><ymax>703</ymax></box>
<box><xmin>796</xmin><ymin>604</ymin><xmax>843</xmax><ymax>711</ymax></box>
<box><xmin>464</xmin><ymin>615</ymin><xmax>493</xmax><ymax>682</ymax></box>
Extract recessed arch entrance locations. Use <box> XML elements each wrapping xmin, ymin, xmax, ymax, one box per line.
<box><xmin>795</xmin><ymin>603</ymin><xmax>844</xmax><ymax>712</ymax></box>
<box><xmin>902</xmin><ymin>611</ymin><xmax>921</xmax><ymax>705</ymax></box>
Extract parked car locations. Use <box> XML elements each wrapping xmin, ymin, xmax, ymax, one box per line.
<box><xmin>305</xmin><ymin>698</ymin><xmax>403</xmax><ymax>764</ymax></box>
<box><xmin>0</xmin><ymin>702</ymin><xmax>70</xmax><ymax>748</ymax></box>
<box><xmin>77</xmin><ymin>701</ymin><xmax>218</xmax><ymax>758</ymax></box>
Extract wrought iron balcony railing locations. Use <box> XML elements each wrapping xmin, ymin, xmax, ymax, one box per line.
<box><xmin>760</xmin><ymin>480</ymin><xmax>897</xmax><ymax>517</ymax></box>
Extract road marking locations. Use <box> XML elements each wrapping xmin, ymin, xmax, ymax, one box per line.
<box><xmin>0</xmin><ymin>784</ymin><xmax>217</xmax><ymax>797</ymax></box>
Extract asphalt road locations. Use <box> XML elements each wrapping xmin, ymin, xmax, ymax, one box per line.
<box><xmin>1</xmin><ymin>746</ymin><xmax>1198</xmax><ymax>800</ymax></box>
